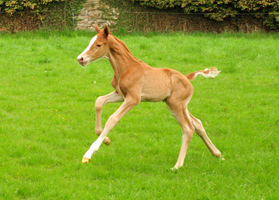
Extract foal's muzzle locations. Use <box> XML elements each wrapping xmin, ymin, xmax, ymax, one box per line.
<box><xmin>77</xmin><ymin>56</ymin><xmax>86</xmax><ymax>66</ymax></box>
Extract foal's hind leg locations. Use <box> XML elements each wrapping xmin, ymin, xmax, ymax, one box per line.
<box><xmin>188</xmin><ymin>111</ymin><xmax>221</xmax><ymax>157</ymax></box>
<box><xmin>167</xmin><ymin>101</ymin><xmax>195</xmax><ymax>169</ymax></box>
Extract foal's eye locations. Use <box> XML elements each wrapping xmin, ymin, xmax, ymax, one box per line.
<box><xmin>97</xmin><ymin>44</ymin><xmax>102</xmax><ymax>47</ymax></box>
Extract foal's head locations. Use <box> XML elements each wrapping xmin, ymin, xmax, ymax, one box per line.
<box><xmin>77</xmin><ymin>23</ymin><xmax>110</xmax><ymax>66</ymax></box>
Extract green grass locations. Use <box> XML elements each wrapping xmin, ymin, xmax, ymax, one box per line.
<box><xmin>0</xmin><ymin>30</ymin><xmax>278</xmax><ymax>199</ymax></box>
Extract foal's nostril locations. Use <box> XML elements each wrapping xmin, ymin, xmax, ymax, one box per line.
<box><xmin>77</xmin><ymin>56</ymin><xmax>83</xmax><ymax>62</ymax></box>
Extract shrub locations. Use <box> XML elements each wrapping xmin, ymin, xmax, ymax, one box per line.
<box><xmin>0</xmin><ymin>0</ymin><xmax>84</xmax><ymax>31</ymax></box>
<box><xmin>131</xmin><ymin>0</ymin><xmax>279</xmax><ymax>30</ymax></box>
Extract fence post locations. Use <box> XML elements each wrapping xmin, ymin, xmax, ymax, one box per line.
<box><xmin>72</xmin><ymin>9</ymin><xmax>75</xmax><ymax>30</ymax></box>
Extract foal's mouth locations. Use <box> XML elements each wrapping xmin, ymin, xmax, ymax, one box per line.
<box><xmin>78</xmin><ymin>57</ymin><xmax>87</xmax><ymax>66</ymax></box>
<box><xmin>79</xmin><ymin>61</ymin><xmax>87</xmax><ymax>66</ymax></box>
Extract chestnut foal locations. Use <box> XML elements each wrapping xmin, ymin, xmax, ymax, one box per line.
<box><xmin>77</xmin><ymin>24</ymin><xmax>221</xmax><ymax>169</ymax></box>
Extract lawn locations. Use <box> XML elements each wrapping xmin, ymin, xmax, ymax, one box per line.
<box><xmin>0</xmin><ymin>30</ymin><xmax>278</xmax><ymax>199</ymax></box>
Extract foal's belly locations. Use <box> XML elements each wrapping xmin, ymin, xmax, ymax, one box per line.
<box><xmin>140</xmin><ymin>69</ymin><xmax>172</xmax><ymax>102</ymax></box>
<box><xmin>140</xmin><ymin>91</ymin><xmax>170</xmax><ymax>102</ymax></box>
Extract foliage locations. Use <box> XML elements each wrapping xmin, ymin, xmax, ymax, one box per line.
<box><xmin>0</xmin><ymin>0</ymin><xmax>85</xmax><ymax>31</ymax></box>
<box><xmin>131</xmin><ymin>0</ymin><xmax>279</xmax><ymax>30</ymax></box>
<box><xmin>1</xmin><ymin>0</ymin><xmax>61</xmax><ymax>14</ymax></box>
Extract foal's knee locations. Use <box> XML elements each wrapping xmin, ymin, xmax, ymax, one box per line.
<box><xmin>95</xmin><ymin>97</ymin><xmax>105</xmax><ymax>111</ymax></box>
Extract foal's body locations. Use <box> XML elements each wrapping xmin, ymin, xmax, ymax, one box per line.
<box><xmin>77</xmin><ymin>24</ymin><xmax>221</xmax><ymax>169</ymax></box>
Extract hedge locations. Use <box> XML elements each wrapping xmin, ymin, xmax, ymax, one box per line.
<box><xmin>1</xmin><ymin>0</ymin><xmax>278</xmax><ymax>31</ymax></box>
<box><xmin>0</xmin><ymin>0</ymin><xmax>84</xmax><ymax>31</ymax></box>
<box><xmin>131</xmin><ymin>0</ymin><xmax>279</xmax><ymax>30</ymax></box>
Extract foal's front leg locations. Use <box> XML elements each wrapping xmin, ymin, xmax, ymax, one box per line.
<box><xmin>82</xmin><ymin>95</ymin><xmax>139</xmax><ymax>163</ymax></box>
<box><xmin>94</xmin><ymin>91</ymin><xmax>124</xmax><ymax>145</ymax></box>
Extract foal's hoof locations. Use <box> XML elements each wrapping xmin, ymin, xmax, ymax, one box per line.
<box><xmin>171</xmin><ymin>166</ymin><xmax>180</xmax><ymax>171</ymax></box>
<box><xmin>103</xmin><ymin>137</ymin><xmax>111</xmax><ymax>146</ymax></box>
<box><xmin>82</xmin><ymin>157</ymin><xmax>90</xmax><ymax>163</ymax></box>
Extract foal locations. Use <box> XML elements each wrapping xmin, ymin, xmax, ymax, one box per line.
<box><xmin>77</xmin><ymin>23</ymin><xmax>221</xmax><ymax>169</ymax></box>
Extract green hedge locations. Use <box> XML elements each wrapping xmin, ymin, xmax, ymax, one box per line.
<box><xmin>131</xmin><ymin>0</ymin><xmax>279</xmax><ymax>30</ymax></box>
<box><xmin>0</xmin><ymin>0</ymin><xmax>83</xmax><ymax>14</ymax></box>
<box><xmin>0</xmin><ymin>0</ymin><xmax>84</xmax><ymax>31</ymax></box>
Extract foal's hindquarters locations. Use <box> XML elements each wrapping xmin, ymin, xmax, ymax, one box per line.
<box><xmin>163</xmin><ymin>70</ymin><xmax>221</xmax><ymax>169</ymax></box>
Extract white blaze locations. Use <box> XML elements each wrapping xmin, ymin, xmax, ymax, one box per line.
<box><xmin>77</xmin><ymin>35</ymin><xmax>97</xmax><ymax>59</ymax></box>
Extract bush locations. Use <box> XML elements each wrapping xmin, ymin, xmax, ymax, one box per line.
<box><xmin>0</xmin><ymin>0</ymin><xmax>85</xmax><ymax>31</ymax></box>
<box><xmin>131</xmin><ymin>0</ymin><xmax>279</xmax><ymax>30</ymax></box>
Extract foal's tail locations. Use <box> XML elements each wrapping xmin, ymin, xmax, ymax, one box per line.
<box><xmin>186</xmin><ymin>67</ymin><xmax>221</xmax><ymax>81</ymax></box>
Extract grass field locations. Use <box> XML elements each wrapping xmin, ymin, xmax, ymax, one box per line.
<box><xmin>0</xmin><ymin>30</ymin><xmax>278</xmax><ymax>199</ymax></box>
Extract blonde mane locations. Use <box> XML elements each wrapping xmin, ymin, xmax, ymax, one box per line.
<box><xmin>112</xmin><ymin>36</ymin><xmax>131</xmax><ymax>53</ymax></box>
<box><xmin>109</xmin><ymin>35</ymin><xmax>140</xmax><ymax>62</ymax></box>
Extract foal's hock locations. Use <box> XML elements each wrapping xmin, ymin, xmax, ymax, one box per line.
<box><xmin>77</xmin><ymin>23</ymin><xmax>222</xmax><ymax>169</ymax></box>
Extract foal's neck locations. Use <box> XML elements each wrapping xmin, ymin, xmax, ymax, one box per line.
<box><xmin>107</xmin><ymin>35</ymin><xmax>141</xmax><ymax>78</ymax></box>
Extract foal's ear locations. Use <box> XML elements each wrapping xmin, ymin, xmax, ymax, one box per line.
<box><xmin>95</xmin><ymin>23</ymin><xmax>101</xmax><ymax>33</ymax></box>
<box><xmin>103</xmin><ymin>24</ymin><xmax>110</xmax><ymax>38</ymax></box>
